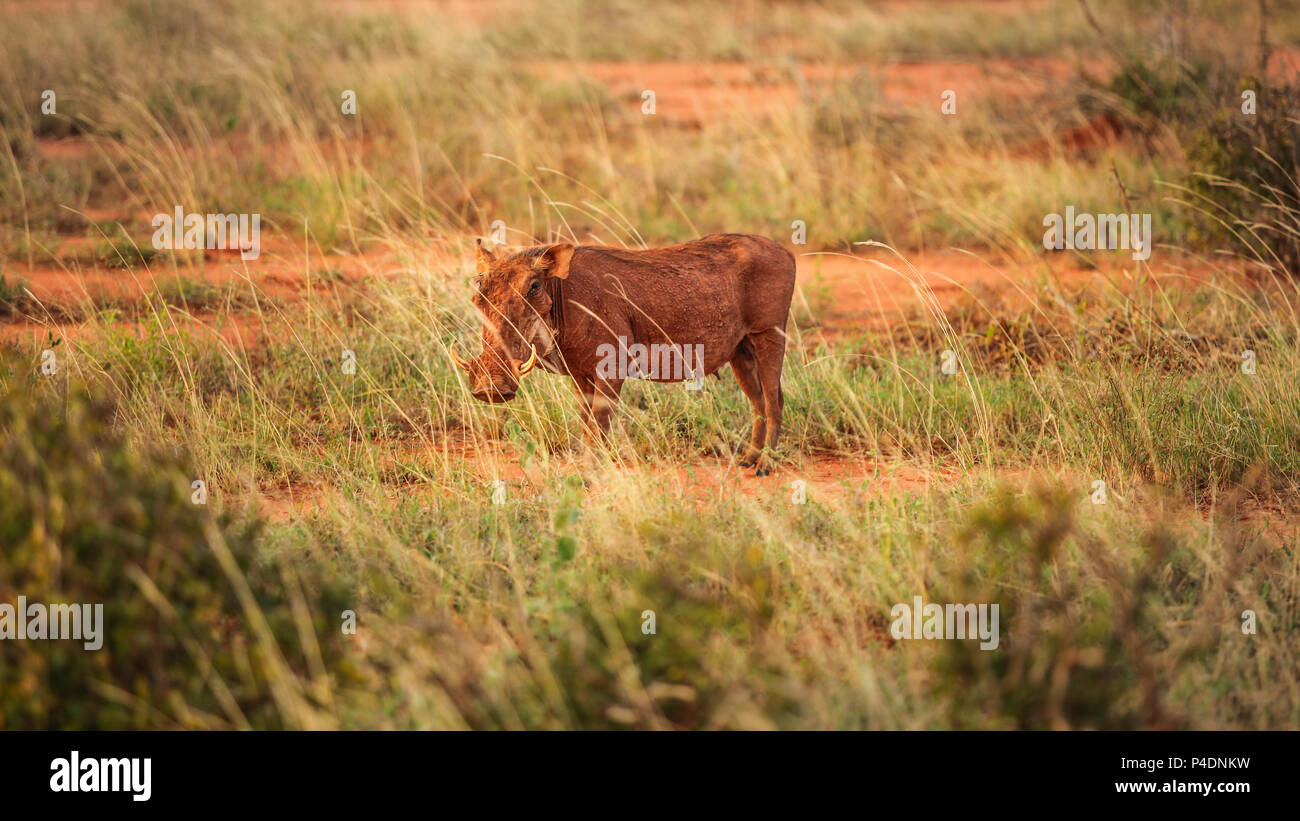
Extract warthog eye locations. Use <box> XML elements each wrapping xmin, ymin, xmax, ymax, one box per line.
<box><xmin>527</xmin><ymin>279</ymin><xmax>541</xmax><ymax>296</ymax></box>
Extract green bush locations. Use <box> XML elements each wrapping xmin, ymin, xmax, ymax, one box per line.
<box><xmin>1187</xmin><ymin>75</ymin><xmax>1300</xmax><ymax>274</ymax></box>
<box><xmin>1105</xmin><ymin>57</ymin><xmax>1221</xmax><ymax>132</ymax></box>
<box><xmin>548</xmin><ymin>544</ymin><xmax>793</xmax><ymax>730</ymax></box>
<box><xmin>0</xmin><ymin>363</ymin><xmax>351</xmax><ymax>729</ymax></box>
<box><xmin>932</xmin><ymin>485</ymin><xmax>1179</xmax><ymax>729</ymax></box>
<box><xmin>1103</xmin><ymin>47</ymin><xmax>1300</xmax><ymax>274</ymax></box>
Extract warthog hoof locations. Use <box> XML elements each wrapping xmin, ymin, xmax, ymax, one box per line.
<box><xmin>743</xmin><ymin>450</ymin><xmax>774</xmax><ymax>476</ymax></box>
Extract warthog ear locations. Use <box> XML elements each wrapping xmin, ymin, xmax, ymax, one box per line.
<box><xmin>533</xmin><ymin>243</ymin><xmax>575</xmax><ymax>279</ymax></box>
<box><xmin>475</xmin><ymin>238</ymin><xmax>495</xmax><ymax>275</ymax></box>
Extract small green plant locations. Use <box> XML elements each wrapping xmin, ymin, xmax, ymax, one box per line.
<box><xmin>0</xmin><ymin>273</ymin><xmax>32</xmax><ymax>317</ymax></box>
<box><xmin>93</xmin><ymin>238</ymin><xmax>156</xmax><ymax>270</ymax></box>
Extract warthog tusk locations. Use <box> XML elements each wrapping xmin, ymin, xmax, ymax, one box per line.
<box><xmin>516</xmin><ymin>345</ymin><xmax>538</xmax><ymax>377</ymax></box>
<box><xmin>450</xmin><ymin>348</ymin><xmax>472</xmax><ymax>372</ymax></box>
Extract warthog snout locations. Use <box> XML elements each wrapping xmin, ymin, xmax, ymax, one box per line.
<box><xmin>452</xmin><ymin>345</ymin><xmax>536</xmax><ymax>404</ymax></box>
<box><xmin>473</xmin><ymin>385</ymin><xmax>516</xmax><ymax>403</ymax></box>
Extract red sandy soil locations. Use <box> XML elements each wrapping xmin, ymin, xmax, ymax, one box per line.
<box><xmin>253</xmin><ymin>434</ymin><xmax>1299</xmax><ymax>547</ymax></box>
<box><xmin>527</xmin><ymin>57</ymin><xmax>1112</xmax><ymax>126</ymax></box>
<box><xmin>0</xmin><ymin>228</ymin><xmax>420</xmax><ymax>343</ymax></box>
<box><xmin>253</xmin><ymin>443</ymin><xmax>960</xmax><ymax>524</ymax></box>
<box><xmin>794</xmin><ymin>246</ymin><xmax>1229</xmax><ymax>344</ymax></box>
<box><xmin>2</xmin><ymin>228</ymin><xmax>1219</xmax><ymax>344</ymax></box>
<box><xmin>6</xmin><ymin>233</ymin><xmax>375</xmax><ymax>301</ymax></box>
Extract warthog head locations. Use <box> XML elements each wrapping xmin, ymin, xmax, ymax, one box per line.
<box><xmin>452</xmin><ymin>239</ymin><xmax>575</xmax><ymax>403</ymax></box>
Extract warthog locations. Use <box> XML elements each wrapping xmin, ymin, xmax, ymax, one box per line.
<box><xmin>451</xmin><ymin>233</ymin><xmax>796</xmax><ymax>474</ymax></box>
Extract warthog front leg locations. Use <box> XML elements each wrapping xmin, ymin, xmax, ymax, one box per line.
<box><xmin>574</xmin><ymin>376</ymin><xmax>623</xmax><ymax>443</ymax></box>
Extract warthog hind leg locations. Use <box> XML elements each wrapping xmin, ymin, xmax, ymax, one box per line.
<box><xmin>747</xmin><ymin>328</ymin><xmax>786</xmax><ymax>476</ymax></box>
<box><xmin>730</xmin><ymin>341</ymin><xmax>766</xmax><ymax>469</ymax></box>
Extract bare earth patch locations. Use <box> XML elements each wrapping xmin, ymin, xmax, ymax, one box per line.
<box><xmin>526</xmin><ymin>57</ymin><xmax>1112</xmax><ymax>126</ymax></box>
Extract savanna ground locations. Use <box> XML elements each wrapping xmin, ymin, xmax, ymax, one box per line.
<box><xmin>1</xmin><ymin>0</ymin><xmax>1299</xmax><ymax>729</ymax></box>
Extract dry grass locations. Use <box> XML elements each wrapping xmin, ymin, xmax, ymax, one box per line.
<box><xmin>0</xmin><ymin>0</ymin><xmax>1297</xmax><ymax>729</ymax></box>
